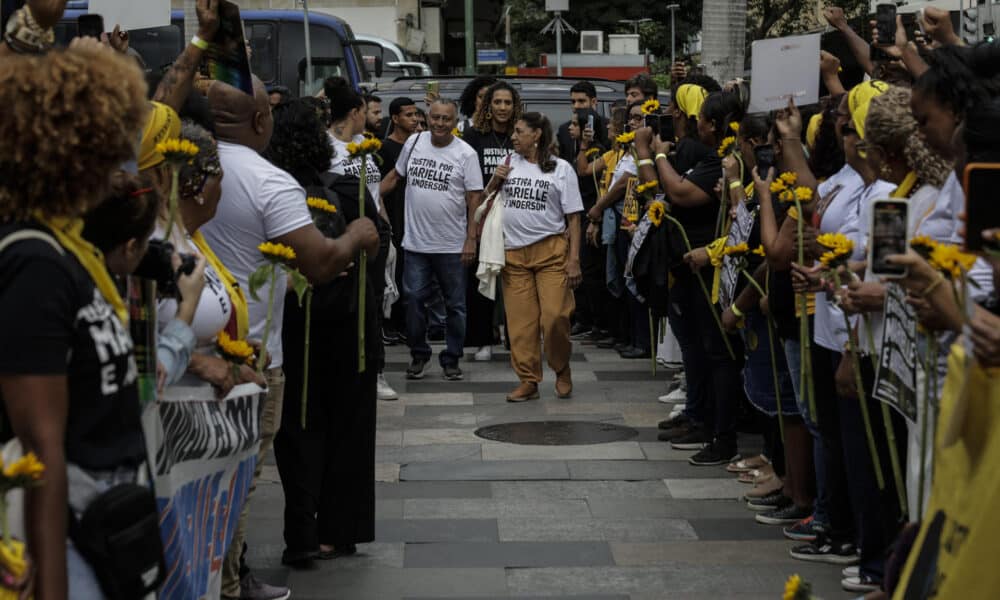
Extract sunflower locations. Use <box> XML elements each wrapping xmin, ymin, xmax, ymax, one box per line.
<box><xmin>752</xmin><ymin>245</ymin><xmax>766</xmax><ymax>257</ymax></box>
<box><xmin>910</xmin><ymin>234</ymin><xmax>938</xmax><ymax>259</ymax></box>
<box><xmin>794</xmin><ymin>186</ymin><xmax>813</xmax><ymax>202</ymax></box>
<box><xmin>156</xmin><ymin>138</ymin><xmax>199</xmax><ymax>164</ymax></box>
<box><xmin>778</xmin><ymin>189</ymin><xmax>795</xmax><ymax>203</ymax></box>
<box><xmin>636</xmin><ymin>180</ymin><xmax>659</xmax><ymax>195</ymax></box>
<box><xmin>779</xmin><ymin>172</ymin><xmax>798</xmax><ymax>186</ymax></box>
<box><xmin>451</xmin><ymin>127</ymin><xmax>462</xmax><ymax>138</ymax></box>
<box><xmin>216</xmin><ymin>330</ymin><xmax>255</xmax><ymax>365</ymax></box>
<box><xmin>647</xmin><ymin>201</ymin><xmax>667</xmax><ymax>227</ymax></box>
<box><xmin>616</xmin><ymin>131</ymin><xmax>636</xmax><ymax>145</ymax></box>
<box><xmin>819</xmin><ymin>247</ymin><xmax>851</xmax><ymax>268</ymax></box>
<box><xmin>816</xmin><ymin>232</ymin><xmax>853</xmax><ymax>254</ymax></box>
<box><xmin>641</xmin><ymin>98</ymin><xmax>661</xmax><ymax>115</ymax></box>
<box><xmin>0</xmin><ymin>452</ymin><xmax>45</xmax><ymax>481</ymax></box>
<box><xmin>929</xmin><ymin>243</ymin><xmax>977</xmax><ymax>279</ymax></box>
<box><xmin>783</xmin><ymin>574</ymin><xmax>802</xmax><ymax>600</ymax></box>
<box><xmin>347</xmin><ymin>137</ymin><xmax>382</xmax><ymax>157</ymax></box>
<box><xmin>770</xmin><ymin>179</ymin><xmax>787</xmax><ymax>194</ymax></box>
<box><xmin>306</xmin><ymin>197</ymin><xmax>338</xmax><ymax>214</ymax></box>
<box><xmin>258</xmin><ymin>241</ymin><xmax>297</xmax><ymax>263</ymax></box>
<box><xmin>724</xmin><ymin>242</ymin><xmax>750</xmax><ymax>257</ymax></box>
<box><xmin>729</xmin><ymin>121</ymin><xmax>740</xmax><ymax>134</ymax></box>
<box><xmin>717</xmin><ymin>136</ymin><xmax>736</xmax><ymax>157</ymax></box>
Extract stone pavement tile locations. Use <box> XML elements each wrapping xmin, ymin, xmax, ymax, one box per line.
<box><xmin>376</xmin><ymin>499</ymin><xmax>405</xmax><ymax>519</ymax></box>
<box><xmin>609</xmin><ymin>540</ymin><xmax>799</xmax><ymax>566</ymax></box>
<box><xmin>593</xmin><ymin>370</ymin><xmax>674</xmax><ymax>381</ymax></box>
<box><xmin>400</xmin><ymin>460</ymin><xmax>570</xmax><ymax>481</ymax></box>
<box><xmin>587</xmin><ymin>498</ymin><xmax>748</xmax><ymax>520</ymax></box>
<box><xmin>544</xmin><ymin>402</ymin><xmax>630</xmax><ymax>416</ymax></box>
<box><xmin>397</xmin><ymin>392</ymin><xmax>475</xmax><ymax>406</ymax></box>
<box><xmin>491</xmin><ymin>481</ymin><xmax>669</xmax><ymax>500</ymax></box>
<box><xmin>403</xmin><ymin>541</ymin><xmax>614</xmax><ymax>568</ymax></box>
<box><xmin>377</xmin><ymin>401</ymin><xmax>407</xmax><ymax>416</ymax></box>
<box><xmin>320</xmin><ymin>542</ymin><xmax>406</xmax><ymax>570</ymax></box>
<box><xmin>379</xmin><ymin>412</ymin><xmax>479</xmax><ymax>430</ymax></box>
<box><xmin>405</xmin><ymin>596</ymin><xmax>626</xmax><ymax>600</ymax></box>
<box><xmin>405</xmin><ymin>404</ymin><xmax>547</xmax><ymax>420</ymax></box>
<box><xmin>376</xmin><ymin>462</ymin><xmax>400</xmax><ymax>483</ymax></box>
<box><xmin>375</xmin><ymin>519</ymin><xmax>498</xmax><ymax>542</ymax></box>
<box><xmin>287</xmin><ymin>567</ymin><xmax>508</xmax><ymax>600</ymax></box>
<box><xmin>481</xmin><ymin>442</ymin><xmax>645</xmax><ymax>461</ymax></box>
<box><xmin>259</xmin><ymin>464</ymin><xmax>281</xmax><ymax>484</ymax></box>
<box><xmin>639</xmin><ymin>442</ymin><xmax>695</xmax><ymax>461</ymax></box>
<box><xmin>376</xmin><ymin>443</ymin><xmax>482</xmax><ymax>464</ymax></box>
<box><xmin>497</xmin><ymin>517</ymin><xmax>697</xmax><ymax>543</ymax></box>
<box><xmin>376</xmin><ymin>430</ymin><xmax>403</xmax><ymax>446</ymax></box>
<box><xmin>663</xmin><ymin>478</ymin><xmax>748</xmax><ymax>500</ymax></box>
<box><xmin>476</xmin><ymin>414</ymin><xmax>626</xmax><ymax>428</ymax></box>
<box><xmin>688</xmin><ymin>517</ymin><xmax>785</xmax><ymax>541</ymax></box>
<box><xmin>568</xmin><ymin>461</ymin><xmax>733</xmax><ymax>481</ymax></box>
<box><xmin>405</xmin><ymin>381</ymin><xmax>521</xmax><ymax>394</ymax></box>
<box><xmin>403</xmin><ymin>428</ymin><xmax>482</xmax><ymax>445</ymax></box>
<box><xmin>376</xmin><ymin>481</ymin><xmax>494</xmax><ymax>499</ymax></box>
<box><xmin>403</xmin><ymin>498</ymin><xmax>591</xmax><ymax>519</ymax></box>
<box><xmin>463</xmin><ymin>351</ymin><xmax>588</xmax><ymax>363</ymax></box>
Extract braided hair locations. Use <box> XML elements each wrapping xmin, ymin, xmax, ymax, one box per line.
<box><xmin>866</xmin><ymin>86</ymin><xmax>952</xmax><ymax>188</ymax></box>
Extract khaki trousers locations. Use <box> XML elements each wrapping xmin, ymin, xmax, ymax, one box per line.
<box><xmin>501</xmin><ymin>234</ymin><xmax>575</xmax><ymax>384</ymax></box>
<box><xmin>222</xmin><ymin>368</ymin><xmax>285</xmax><ymax>597</ymax></box>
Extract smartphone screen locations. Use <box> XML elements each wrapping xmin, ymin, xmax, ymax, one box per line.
<box><xmin>900</xmin><ymin>12</ymin><xmax>918</xmax><ymax>41</ymax></box>
<box><xmin>964</xmin><ymin>163</ymin><xmax>1000</xmax><ymax>252</ymax></box>
<box><xmin>876</xmin><ymin>4</ymin><xmax>897</xmax><ymax>45</ymax></box>
<box><xmin>77</xmin><ymin>14</ymin><xmax>104</xmax><ymax>39</ymax></box>
<box><xmin>426</xmin><ymin>80</ymin><xmax>439</xmax><ymax>95</ymax></box>
<box><xmin>644</xmin><ymin>114</ymin><xmax>660</xmax><ymax>136</ymax></box>
<box><xmin>870</xmin><ymin>199</ymin><xmax>909</xmax><ymax>277</ymax></box>
<box><xmin>754</xmin><ymin>144</ymin><xmax>775</xmax><ymax>178</ymax></box>
<box><xmin>586</xmin><ymin>114</ymin><xmax>594</xmax><ymax>131</ymax></box>
<box><xmin>658</xmin><ymin>115</ymin><xmax>675</xmax><ymax>141</ymax></box>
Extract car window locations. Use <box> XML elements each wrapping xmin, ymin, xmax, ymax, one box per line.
<box><xmin>245</xmin><ymin>22</ymin><xmax>277</xmax><ymax>83</ymax></box>
<box><xmin>524</xmin><ymin>102</ymin><xmax>574</xmax><ymax>126</ymax></box>
<box><xmin>129</xmin><ymin>24</ymin><xmax>184</xmax><ymax>75</ymax></box>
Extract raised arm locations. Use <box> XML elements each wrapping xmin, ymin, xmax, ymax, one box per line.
<box><xmin>824</xmin><ymin>6</ymin><xmax>875</xmax><ymax>76</ymax></box>
<box><xmin>633</xmin><ymin>127</ymin><xmax>711</xmax><ymax>208</ymax></box>
<box><xmin>153</xmin><ymin>0</ymin><xmax>219</xmax><ymax>111</ymax></box>
<box><xmin>276</xmin><ymin>219</ymin><xmax>379</xmax><ymax>284</ymax></box>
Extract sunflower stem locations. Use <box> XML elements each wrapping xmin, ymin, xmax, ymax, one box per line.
<box><xmin>358</xmin><ymin>156</ymin><xmax>368</xmax><ymax>374</ymax></box>
<box><xmin>164</xmin><ymin>166</ymin><xmax>180</xmax><ymax>239</ymax></box>
<box><xmin>301</xmin><ymin>288</ymin><xmax>312</xmax><ymax>431</ymax></box>
<box><xmin>257</xmin><ymin>266</ymin><xmax>277</xmax><ymax>377</ymax></box>
<box><xmin>794</xmin><ymin>199</ymin><xmax>816</xmax><ymax>425</ymax></box>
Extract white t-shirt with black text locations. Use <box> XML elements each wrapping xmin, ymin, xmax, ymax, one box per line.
<box><xmin>396</xmin><ymin>133</ymin><xmax>484</xmax><ymax>254</ymax></box>
<box><xmin>200</xmin><ymin>141</ymin><xmax>312</xmax><ymax>369</ymax></box>
<box><xmin>328</xmin><ymin>132</ymin><xmax>382</xmax><ymax>211</ymax></box>
<box><xmin>501</xmin><ymin>153</ymin><xmax>584</xmax><ymax>250</ymax></box>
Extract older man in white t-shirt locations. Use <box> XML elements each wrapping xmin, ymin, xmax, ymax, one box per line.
<box><xmin>382</xmin><ymin>99</ymin><xmax>484</xmax><ymax>381</ymax></box>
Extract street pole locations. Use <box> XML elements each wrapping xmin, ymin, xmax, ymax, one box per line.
<box><xmin>184</xmin><ymin>0</ymin><xmax>197</xmax><ymax>41</ymax></box>
<box><xmin>465</xmin><ymin>0</ymin><xmax>474</xmax><ymax>74</ymax></box>
<box><xmin>555</xmin><ymin>11</ymin><xmax>563</xmax><ymax>76</ymax></box>
<box><xmin>666</xmin><ymin>4</ymin><xmax>680</xmax><ymax>67</ymax></box>
<box><xmin>302</xmin><ymin>0</ymin><xmax>315</xmax><ymax>94</ymax></box>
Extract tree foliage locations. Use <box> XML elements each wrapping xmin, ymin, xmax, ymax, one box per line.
<box><xmin>747</xmin><ymin>0</ymin><xmax>868</xmax><ymax>41</ymax></box>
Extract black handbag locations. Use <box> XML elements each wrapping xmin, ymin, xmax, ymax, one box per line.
<box><xmin>68</xmin><ymin>483</ymin><xmax>166</xmax><ymax>599</ymax></box>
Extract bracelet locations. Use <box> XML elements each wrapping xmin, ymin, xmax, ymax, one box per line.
<box><xmin>920</xmin><ymin>274</ymin><xmax>946</xmax><ymax>298</ymax></box>
<box><xmin>730</xmin><ymin>304</ymin><xmax>745</xmax><ymax>318</ymax></box>
<box><xmin>637</xmin><ymin>158</ymin><xmax>654</xmax><ymax>167</ymax></box>
<box><xmin>729</xmin><ymin>180</ymin><xmax>743</xmax><ymax>190</ymax></box>
<box><xmin>191</xmin><ymin>35</ymin><xmax>210</xmax><ymax>50</ymax></box>
<box><xmin>655</xmin><ymin>153</ymin><xmax>668</xmax><ymax>162</ymax></box>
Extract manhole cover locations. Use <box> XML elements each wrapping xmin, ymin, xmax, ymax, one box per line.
<box><xmin>474</xmin><ymin>421</ymin><xmax>639</xmax><ymax>445</ymax></box>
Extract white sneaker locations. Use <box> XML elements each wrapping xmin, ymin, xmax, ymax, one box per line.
<box><xmin>377</xmin><ymin>373</ymin><xmax>398</xmax><ymax>401</ymax></box>
<box><xmin>474</xmin><ymin>346</ymin><xmax>493</xmax><ymax>361</ymax></box>
<box><xmin>660</xmin><ymin>386</ymin><xmax>687</xmax><ymax>403</ymax></box>
<box><xmin>668</xmin><ymin>405</ymin><xmax>685</xmax><ymax>419</ymax></box>
<box><xmin>842</xmin><ymin>566</ymin><xmax>859</xmax><ymax>579</ymax></box>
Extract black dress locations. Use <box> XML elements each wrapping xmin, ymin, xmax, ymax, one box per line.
<box><xmin>274</xmin><ymin>169</ymin><xmax>383</xmax><ymax>553</ymax></box>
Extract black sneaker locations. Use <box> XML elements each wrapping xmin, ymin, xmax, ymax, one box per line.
<box><xmin>570</xmin><ymin>323</ymin><xmax>591</xmax><ymax>338</ymax></box>
<box><xmin>687</xmin><ymin>440</ymin><xmax>739</xmax><ymax>466</ymax></box>
<box><xmin>790</xmin><ymin>536</ymin><xmax>860</xmax><ymax>565</ymax></box>
<box><xmin>381</xmin><ymin>327</ymin><xmax>402</xmax><ymax>346</ymax></box>
<box><xmin>671</xmin><ymin>429</ymin><xmax>712</xmax><ymax>450</ymax></box>
<box><xmin>658</xmin><ymin>414</ymin><xmax>691</xmax><ymax>430</ymax></box>
<box><xmin>755</xmin><ymin>503</ymin><xmax>813</xmax><ymax>525</ymax></box>
<box><xmin>657</xmin><ymin>423</ymin><xmax>694</xmax><ymax>442</ymax></box>
<box><xmin>406</xmin><ymin>358</ymin><xmax>428</xmax><ymax>380</ymax></box>
<box><xmin>783</xmin><ymin>516</ymin><xmax>821</xmax><ymax>542</ymax></box>
<box><xmin>746</xmin><ymin>490</ymin><xmax>791</xmax><ymax>512</ymax></box>
<box><xmin>442</xmin><ymin>364</ymin><xmax>463</xmax><ymax>381</ymax></box>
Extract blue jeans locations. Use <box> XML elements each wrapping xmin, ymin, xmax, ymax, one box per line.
<box><xmin>404</xmin><ymin>251</ymin><xmax>467</xmax><ymax>367</ymax></box>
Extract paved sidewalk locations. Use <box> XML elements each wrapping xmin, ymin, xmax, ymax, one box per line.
<box><xmin>245</xmin><ymin>341</ymin><xmax>845</xmax><ymax>599</ymax></box>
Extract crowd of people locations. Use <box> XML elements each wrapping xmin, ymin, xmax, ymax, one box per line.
<box><xmin>1</xmin><ymin>0</ymin><xmax>999</xmax><ymax>598</ymax></box>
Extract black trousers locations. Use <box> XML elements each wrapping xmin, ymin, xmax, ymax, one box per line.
<box><xmin>464</xmin><ymin>261</ymin><xmax>496</xmax><ymax>348</ymax></box>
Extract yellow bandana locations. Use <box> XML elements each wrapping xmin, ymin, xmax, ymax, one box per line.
<box><xmin>675</xmin><ymin>84</ymin><xmax>709</xmax><ymax>119</ymax></box>
<box><xmin>191</xmin><ymin>231</ymin><xmax>249</xmax><ymax>340</ymax></box>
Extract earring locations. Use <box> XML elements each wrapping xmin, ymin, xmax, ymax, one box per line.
<box><xmin>486</xmin><ymin>111</ymin><xmax>493</xmax><ymax>120</ymax></box>
<box><xmin>879</xmin><ymin>163</ymin><xmax>892</xmax><ymax>179</ymax></box>
<box><xmin>195</xmin><ymin>195</ymin><xmax>205</xmax><ymax>206</ymax></box>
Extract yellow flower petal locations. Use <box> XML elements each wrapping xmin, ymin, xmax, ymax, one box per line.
<box><xmin>641</xmin><ymin>98</ymin><xmax>661</xmax><ymax>115</ymax></box>
<box><xmin>306</xmin><ymin>197</ymin><xmax>338</xmax><ymax>214</ymax></box>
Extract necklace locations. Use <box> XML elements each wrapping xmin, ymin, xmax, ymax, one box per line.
<box><xmin>491</xmin><ymin>125</ymin><xmax>511</xmax><ymax>151</ymax></box>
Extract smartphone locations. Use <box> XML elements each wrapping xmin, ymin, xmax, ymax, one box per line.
<box><xmin>586</xmin><ymin>114</ymin><xmax>594</xmax><ymax>131</ymax></box>
<box><xmin>658</xmin><ymin>115</ymin><xmax>675</xmax><ymax>142</ymax></box>
<box><xmin>754</xmin><ymin>144</ymin><xmax>775</xmax><ymax>178</ymax></box>
<box><xmin>644</xmin><ymin>113</ymin><xmax>660</xmax><ymax>135</ymax></box>
<box><xmin>426</xmin><ymin>80</ymin><xmax>439</xmax><ymax>96</ymax></box>
<box><xmin>900</xmin><ymin>12</ymin><xmax>918</xmax><ymax>41</ymax></box>
<box><xmin>876</xmin><ymin>4</ymin><xmax>897</xmax><ymax>45</ymax></box>
<box><xmin>869</xmin><ymin>199</ymin><xmax>910</xmax><ymax>278</ymax></box>
<box><xmin>963</xmin><ymin>163</ymin><xmax>1000</xmax><ymax>252</ymax></box>
<box><xmin>77</xmin><ymin>14</ymin><xmax>104</xmax><ymax>39</ymax></box>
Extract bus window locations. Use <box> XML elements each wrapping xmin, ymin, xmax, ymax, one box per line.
<box><xmin>245</xmin><ymin>22</ymin><xmax>277</xmax><ymax>83</ymax></box>
<box><xmin>130</xmin><ymin>25</ymin><xmax>184</xmax><ymax>75</ymax></box>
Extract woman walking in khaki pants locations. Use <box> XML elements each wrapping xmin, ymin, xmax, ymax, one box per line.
<box><xmin>488</xmin><ymin>112</ymin><xmax>584</xmax><ymax>402</ymax></box>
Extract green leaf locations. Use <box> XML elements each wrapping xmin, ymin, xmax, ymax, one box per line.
<box><xmin>248</xmin><ymin>265</ymin><xmax>273</xmax><ymax>302</ymax></box>
<box><xmin>287</xmin><ymin>268</ymin><xmax>311</xmax><ymax>306</ymax></box>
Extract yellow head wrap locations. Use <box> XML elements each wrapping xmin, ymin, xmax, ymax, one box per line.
<box><xmin>675</xmin><ymin>84</ymin><xmax>709</xmax><ymax>119</ymax></box>
<box><xmin>847</xmin><ymin>80</ymin><xmax>889</xmax><ymax>140</ymax></box>
<box><xmin>806</xmin><ymin>113</ymin><xmax>823</xmax><ymax>150</ymax></box>
<box><xmin>138</xmin><ymin>101</ymin><xmax>181</xmax><ymax>171</ymax></box>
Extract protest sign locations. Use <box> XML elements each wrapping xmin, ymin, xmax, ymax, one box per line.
<box><xmin>749</xmin><ymin>33</ymin><xmax>821</xmax><ymax>113</ymax></box>
<box><xmin>873</xmin><ymin>283</ymin><xmax>918</xmax><ymax>423</ymax></box>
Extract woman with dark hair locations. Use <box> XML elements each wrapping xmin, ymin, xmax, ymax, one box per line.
<box><xmin>457</xmin><ymin>75</ymin><xmax>498</xmax><ymax>130</ymax></box>
<box><xmin>808</xmin><ymin>95</ymin><xmax>847</xmax><ymax>181</ymax></box>
<box><xmin>265</xmin><ymin>98</ymin><xmax>382</xmax><ymax>568</ymax></box>
<box><xmin>487</xmin><ymin>112</ymin><xmax>583</xmax><ymax>402</ymax></box>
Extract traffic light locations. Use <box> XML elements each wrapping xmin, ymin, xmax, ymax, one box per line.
<box><xmin>962</xmin><ymin>8</ymin><xmax>979</xmax><ymax>45</ymax></box>
<box><xmin>985</xmin><ymin>21</ymin><xmax>996</xmax><ymax>44</ymax></box>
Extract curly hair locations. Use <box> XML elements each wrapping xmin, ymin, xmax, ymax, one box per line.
<box><xmin>263</xmin><ymin>98</ymin><xmax>334</xmax><ymax>181</ymax></box>
<box><xmin>0</xmin><ymin>47</ymin><xmax>148</xmax><ymax>221</ymax></box>
<box><xmin>914</xmin><ymin>44</ymin><xmax>999</xmax><ymax>121</ymax></box>
<box><xmin>472</xmin><ymin>81</ymin><xmax>523</xmax><ymax>133</ymax></box>
<box><xmin>866</xmin><ymin>86</ymin><xmax>952</xmax><ymax>189</ymax></box>
<box><xmin>178</xmin><ymin>120</ymin><xmax>221</xmax><ymax>201</ymax></box>
<box><xmin>459</xmin><ymin>75</ymin><xmax>497</xmax><ymax>118</ymax></box>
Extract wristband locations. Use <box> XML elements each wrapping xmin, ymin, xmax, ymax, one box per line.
<box><xmin>191</xmin><ymin>35</ymin><xmax>210</xmax><ymax>50</ymax></box>
<box><xmin>636</xmin><ymin>158</ymin><xmax>654</xmax><ymax>167</ymax></box>
<box><xmin>729</xmin><ymin>180</ymin><xmax>743</xmax><ymax>190</ymax></box>
<box><xmin>655</xmin><ymin>153</ymin><xmax>668</xmax><ymax>162</ymax></box>
<box><xmin>730</xmin><ymin>304</ymin><xmax>745</xmax><ymax>318</ymax></box>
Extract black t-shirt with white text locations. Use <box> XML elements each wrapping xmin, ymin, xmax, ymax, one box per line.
<box><xmin>380</xmin><ymin>137</ymin><xmax>407</xmax><ymax>245</ymax></box>
<box><xmin>0</xmin><ymin>223</ymin><xmax>145</xmax><ymax>471</ymax></box>
<box><xmin>462</xmin><ymin>126</ymin><xmax>514</xmax><ymax>185</ymax></box>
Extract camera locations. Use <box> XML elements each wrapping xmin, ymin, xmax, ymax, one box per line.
<box><xmin>133</xmin><ymin>239</ymin><xmax>197</xmax><ymax>300</ymax></box>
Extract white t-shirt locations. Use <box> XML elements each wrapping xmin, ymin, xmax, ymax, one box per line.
<box><xmin>501</xmin><ymin>154</ymin><xmax>584</xmax><ymax>250</ymax></box>
<box><xmin>813</xmin><ymin>165</ymin><xmax>866</xmax><ymax>352</ymax></box>
<box><xmin>328</xmin><ymin>132</ymin><xmax>382</xmax><ymax>211</ymax></box>
<box><xmin>200</xmin><ymin>141</ymin><xmax>312</xmax><ymax>369</ymax></box>
<box><xmin>396</xmin><ymin>133</ymin><xmax>484</xmax><ymax>254</ymax></box>
<box><xmin>609</xmin><ymin>153</ymin><xmax>636</xmax><ymax>192</ymax></box>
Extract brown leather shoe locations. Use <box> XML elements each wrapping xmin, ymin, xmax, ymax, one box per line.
<box><xmin>506</xmin><ymin>382</ymin><xmax>539</xmax><ymax>403</ymax></box>
<box><xmin>555</xmin><ymin>368</ymin><xmax>572</xmax><ymax>399</ymax></box>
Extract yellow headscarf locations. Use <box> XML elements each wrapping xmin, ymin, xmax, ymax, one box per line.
<box><xmin>675</xmin><ymin>84</ymin><xmax>709</xmax><ymax>119</ymax></box>
<box><xmin>138</xmin><ymin>101</ymin><xmax>181</xmax><ymax>171</ymax></box>
<box><xmin>847</xmin><ymin>80</ymin><xmax>889</xmax><ymax>141</ymax></box>
<box><xmin>806</xmin><ymin>113</ymin><xmax>823</xmax><ymax>150</ymax></box>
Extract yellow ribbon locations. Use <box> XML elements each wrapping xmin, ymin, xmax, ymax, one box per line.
<box><xmin>191</xmin><ymin>231</ymin><xmax>249</xmax><ymax>340</ymax></box>
<box><xmin>890</xmin><ymin>171</ymin><xmax>919</xmax><ymax>199</ymax></box>
<box><xmin>34</xmin><ymin>214</ymin><xmax>128</xmax><ymax>326</ymax></box>
<box><xmin>705</xmin><ymin>236</ymin><xmax>728</xmax><ymax>303</ymax></box>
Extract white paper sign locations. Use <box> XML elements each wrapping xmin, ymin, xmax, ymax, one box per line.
<box><xmin>749</xmin><ymin>33</ymin><xmax>821</xmax><ymax>113</ymax></box>
<box><xmin>90</xmin><ymin>0</ymin><xmax>171</xmax><ymax>32</ymax></box>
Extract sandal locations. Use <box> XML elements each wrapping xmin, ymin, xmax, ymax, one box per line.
<box><xmin>744</xmin><ymin>475</ymin><xmax>783</xmax><ymax>499</ymax></box>
<box><xmin>726</xmin><ymin>454</ymin><xmax>769</xmax><ymax>473</ymax></box>
<box><xmin>738</xmin><ymin>463</ymin><xmax>775</xmax><ymax>484</ymax></box>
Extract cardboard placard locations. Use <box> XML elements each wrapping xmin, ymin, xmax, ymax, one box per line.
<box><xmin>749</xmin><ymin>33</ymin><xmax>821</xmax><ymax>113</ymax></box>
<box><xmin>90</xmin><ymin>0</ymin><xmax>171</xmax><ymax>32</ymax></box>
